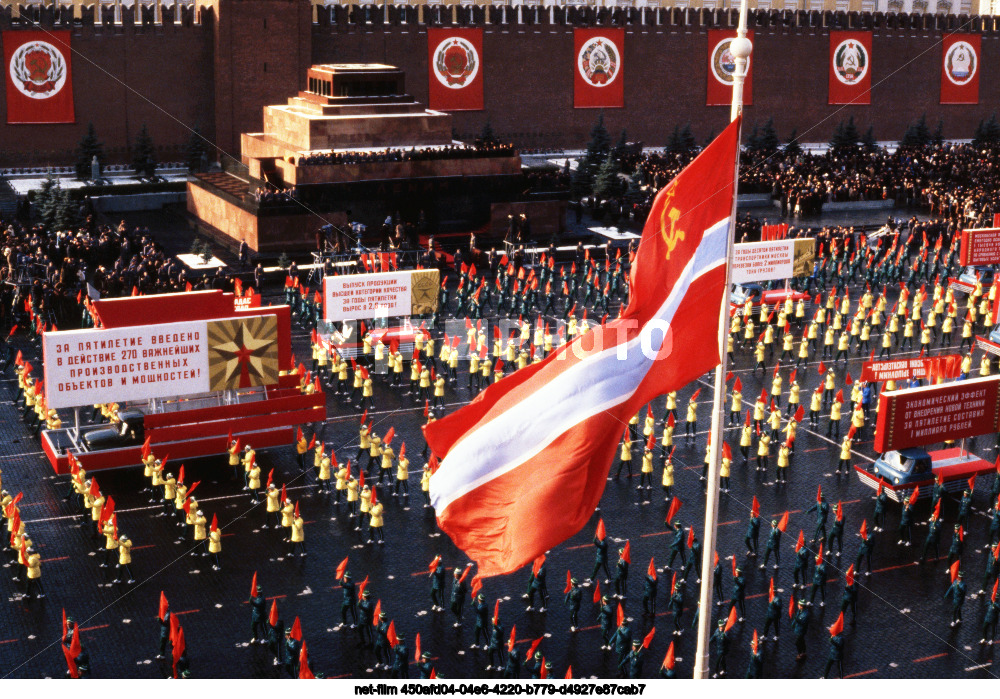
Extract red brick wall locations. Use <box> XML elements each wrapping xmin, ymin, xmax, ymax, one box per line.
<box><xmin>312</xmin><ymin>24</ymin><xmax>1000</xmax><ymax>149</ymax></box>
<box><xmin>0</xmin><ymin>16</ymin><xmax>216</xmax><ymax>167</ymax></box>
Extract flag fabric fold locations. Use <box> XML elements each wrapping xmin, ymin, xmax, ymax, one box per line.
<box><xmin>424</xmin><ymin>117</ymin><xmax>742</xmax><ymax>577</ymax></box>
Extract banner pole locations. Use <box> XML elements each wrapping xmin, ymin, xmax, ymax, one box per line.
<box><xmin>693</xmin><ymin>0</ymin><xmax>751</xmax><ymax>679</ymax></box>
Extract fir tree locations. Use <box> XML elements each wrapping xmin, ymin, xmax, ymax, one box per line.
<box><xmin>758</xmin><ymin>118</ymin><xmax>779</xmax><ymax>155</ymax></box>
<box><xmin>53</xmin><ymin>187</ymin><xmax>77</xmax><ymax>230</ymax></box>
<box><xmin>75</xmin><ymin>123</ymin><xmax>104</xmax><ymax>181</ymax></box>
<box><xmin>861</xmin><ymin>126</ymin><xmax>877</xmax><ymax>151</ymax></box>
<box><xmin>785</xmin><ymin>128</ymin><xmax>803</xmax><ymax>157</ymax></box>
<box><xmin>34</xmin><ymin>175</ymin><xmax>60</xmax><ymax>229</ymax></box>
<box><xmin>745</xmin><ymin>124</ymin><xmax>761</xmax><ymax>154</ymax></box>
<box><xmin>585</xmin><ymin>112</ymin><xmax>611</xmax><ymax>165</ymax></box>
<box><xmin>480</xmin><ymin>121</ymin><xmax>496</xmax><ymax>145</ymax></box>
<box><xmin>665</xmin><ymin>125</ymin><xmax>683</xmax><ymax>156</ymax></box>
<box><xmin>932</xmin><ymin>119</ymin><xmax>944</xmax><ymax>146</ymax></box>
<box><xmin>901</xmin><ymin>114</ymin><xmax>930</xmax><ymax>148</ymax></box>
<box><xmin>593</xmin><ymin>154</ymin><xmax>620</xmax><ymax>200</ymax></box>
<box><xmin>612</xmin><ymin>129</ymin><xmax>629</xmax><ymax>164</ymax></box>
<box><xmin>131</xmin><ymin>124</ymin><xmax>157</xmax><ymax>178</ymax></box>
<box><xmin>679</xmin><ymin>124</ymin><xmax>697</xmax><ymax>153</ymax></box>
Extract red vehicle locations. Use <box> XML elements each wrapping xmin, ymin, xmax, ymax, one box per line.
<box><xmin>854</xmin><ymin>446</ymin><xmax>995</xmax><ymax>503</ymax></box>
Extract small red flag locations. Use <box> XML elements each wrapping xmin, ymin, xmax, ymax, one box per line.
<box><xmin>250</xmin><ymin>571</ymin><xmax>258</xmax><ymax>598</ymax></box>
<box><xmin>725</xmin><ymin>605</ymin><xmax>738</xmax><ymax>632</ymax></box>
<box><xmin>665</xmin><ymin>497</ymin><xmax>682</xmax><ymax>525</ymax></box>
<box><xmin>647</xmin><ymin>557</ymin><xmax>656</xmax><ymax>581</ymax></box>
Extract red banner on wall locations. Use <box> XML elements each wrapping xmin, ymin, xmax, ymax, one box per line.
<box><xmin>706</xmin><ymin>30</ymin><xmax>753</xmax><ymax>107</ymax></box>
<box><xmin>959</xmin><ymin>227</ymin><xmax>1000</xmax><ymax>266</ymax></box>
<box><xmin>941</xmin><ymin>33</ymin><xmax>979</xmax><ymax>105</ymax></box>
<box><xmin>874</xmin><ymin>376</ymin><xmax>1000</xmax><ymax>452</ymax></box>
<box><xmin>828</xmin><ymin>31</ymin><xmax>871</xmax><ymax>105</ymax></box>
<box><xmin>427</xmin><ymin>28</ymin><xmax>483</xmax><ymax>111</ymax></box>
<box><xmin>574</xmin><ymin>28</ymin><xmax>624</xmax><ymax>109</ymax></box>
<box><xmin>3</xmin><ymin>30</ymin><xmax>74</xmax><ymax>124</ymax></box>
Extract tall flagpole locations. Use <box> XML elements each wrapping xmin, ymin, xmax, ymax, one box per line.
<box><xmin>693</xmin><ymin>0</ymin><xmax>751</xmax><ymax>679</ymax></box>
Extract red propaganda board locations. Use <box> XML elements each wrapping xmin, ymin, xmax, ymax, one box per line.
<box><xmin>706</xmin><ymin>30</ymin><xmax>753</xmax><ymax>107</ymax></box>
<box><xmin>427</xmin><ymin>28</ymin><xmax>483</xmax><ymax>111</ymax></box>
<box><xmin>3</xmin><ymin>30</ymin><xmax>74</xmax><ymax>124</ymax></box>
<box><xmin>959</xmin><ymin>227</ymin><xmax>1000</xmax><ymax>266</ymax></box>
<box><xmin>941</xmin><ymin>34</ymin><xmax>979</xmax><ymax>105</ymax></box>
<box><xmin>574</xmin><ymin>28</ymin><xmax>624</xmax><ymax>109</ymax></box>
<box><xmin>860</xmin><ymin>355</ymin><xmax>963</xmax><ymax>383</ymax></box>
<box><xmin>828</xmin><ymin>31</ymin><xmax>871</xmax><ymax>105</ymax></box>
<box><xmin>873</xmin><ymin>376</ymin><xmax>1000</xmax><ymax>453</ymax></box>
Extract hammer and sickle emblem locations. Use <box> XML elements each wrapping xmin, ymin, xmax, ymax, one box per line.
<box><xmin>659</xmin><ymin>187</ymin><xmax>685</xmax><ymax>260</ymax></box>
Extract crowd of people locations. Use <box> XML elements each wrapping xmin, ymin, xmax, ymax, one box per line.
<box><xmin>252</xmin><ymin>187</ymin><xmax>300</xmax><ymax>206</ymax></box>
<box><xmin>296</xmin><ymin>142</ymin><xmax>516</xmax><ymax>167</ymax></box>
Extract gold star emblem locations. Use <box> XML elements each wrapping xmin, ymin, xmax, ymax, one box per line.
<box><xmin>207</xmin><ymin>316</ymin><xmax>279</xmax><ymax>390</ymax></box>
<box><xmin>410</xmin><ymin>270</ymin><xmax>440</xmax><ymax>315</ymax></box>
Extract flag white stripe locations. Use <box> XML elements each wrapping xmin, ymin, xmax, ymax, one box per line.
<box><xmin>431</xmin><ymin>218</ymin><xmax>730</xmax><ymax>513</ymax></box>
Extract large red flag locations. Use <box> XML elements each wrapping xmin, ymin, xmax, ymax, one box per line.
<box><xmin>941</xmin><ymin>34</ymin><xmax>979</xmax><ymax>105</ymax></box>
<box><xmin>3</xmin><ymin>31</ymin><xmax>75</xmax><ymax>124</ymax></box>
<box><xmin>427</xmin><ymin>28</ymin><xmax>483</xmax><ymax>111</ymax></box>
<box><xmin>706</xmin><ymin>30</ymin><xmax>754</xmax><ymax>107</ymax></box>
<box><xmin>424</xmin><ymin>117</ymin><xmax>741</xmax><ymax>577</ymax></box>
<box><xmin>573</xmin><ymin>28</ymin><xmax>624</xmax><ymax>109</ymax></box>
<box><xmin>829</xmin><ymin>31</ymin><xmax>871</xmax><ymax>105</ymax></box>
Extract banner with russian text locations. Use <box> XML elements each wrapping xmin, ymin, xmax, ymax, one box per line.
<box><xmin>574</xmin><ymin>28</ymin><xmax>624</xmax><ymax>109</ymax></box>
<box><xmin>3</xmin><ymin>30</ymin><xmax>75</xmax><ymax>124</ymax></box>
<box><xmin>941</xmin><ymin>34</ymin><xmax>979</xmax><ymax>105</ymax></box>
<box><xmin>829</xmin><ymin>31</ymin><xmax>871</xmax><ymax>105</ymax></box>
<box><xmin>427</xmin><ymin>28</ymin><xmax>483</xmax><ymax>111</ymax></box>
<box><xmin>42</xmin><ymin>316</ymin><xmax>280</xmax><ymax>409</ymax></box>
<box><xmin>706</xmin><ymin>29</ymin><xmax>753</xmax><ymax>107</ymax></box>
<box><xmin>323</xmin><ymin>269</ymin><xmax>440</xmax><ymax>322</ymax></box>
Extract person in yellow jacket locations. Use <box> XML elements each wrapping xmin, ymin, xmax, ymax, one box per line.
<box><xmin>726</xmin><ymin>332</ymin><xmax>735</xmax><ymax>363</ymax></box>
<box><xmin>358</xmin><ymin>485</ymin><xmax>372</xmax><ymax>532</ymax></box>
<box><xmin>379</xmin><ymin>442</ymin><xmax>396</xmax><ymax>488</ymax></box>
<box><xmin>494</xmin><ymin>359</ymin><xmax>505</xmax><ymax>384</ymax></box>
<box><xmin>392</xmin><ymin>350</ymin><xmax>404</xmax><ymax>386</ymax></box>
<box><xmin>101</xmin><ymin>517</ymin><xmax>118</xmax><ymax>570</ymax></box>
<box><xmin>941</xmin><ymin>313</ymin><xmax>954</xmax><ymax>346</ymax></box>
<box><xmin>786</xmin><ymin>376</ymin><xmax>801</xmax><ymax>417</ymax></box>
<box><xmin>781</xmin><ymin>329</ymin><xmax>795</xmax><ymax>362</ymax></box>
<box><xmin>242</xmin><ymin>445</ymin><xmax>256</xmax><ymax>491</ymax></box>
<box><xmin>207</xmin><ymin>525</ymin><xmax>222</xmax><ymax>571</ymax></box>
<box><xmin>192</xmin><ymin>509</ymin><xmax>208</xmax><ymax>557</ymax></box>
<box><xmin>768</xmin><ymin>402</ymin><xmax>782</xmax><ymax>442</ymax></box>
<box><xmin>24</xmin><ymin>547</ymin><xmax>43</xmax><ymax>599</ymax></box>
<box><xmin>394</xmin><ymin>447</ymin><xmax>410</xmax><ymax>498</ymax></box>
<box><xmin>368</xmin><ymin>496</ymin><xmax>385</xmax><ymax>545</ymax></box>
<box><xmin>836</xmin><ymin>330</ymin><xmax>850</xmax><ymax>363</ymax></box>
<box><xmin>357</xmin><ymin>421</ymin><xmax>371</xmax><ymax>463</ymax></box>
<box><xmin>743</xmin><ymin>316</ymin><xmax>755</xmax><ymax>348</ymax></box>
<box><xmin>739</xmin><ymin>418</ymin><xmax>753</xmax><ymax>463</ymax></box>
<box><xmin>837</xmin><ymin>434</ymin><xmax>853</xmax><ymax>475</ymax></box>
<box><xmin>317</xmin><ymin>342</ymin><xmax>329</xmax><ymax>381</ymax></box>
<box><xmin>730</xmin><ymin>313</ymin><xmax>742</xmax><ymax>336</ymax></box>
<box><xmin>783</xmin><ymin>414</ymin><xmax>799</xmax><ymax>454</ymax></box>
<box><xmin>336</xmin><ymin>355</ymin><xmax>349</xmax><ymax>395</ymax></box>
<box><xmin>335</xmin><ymin>462</ymin><xmax>349</xmax><ymax>504</ymax></box>
<box><xmin>468</xmin><ymin>351</ymin><xmax>480</xmax><ymax>390</ymax></box>
<box><xmin>265</xmin><ymin>483</ymin><xmax>281</xmax><ymax>528</ymax></box>
<box><xmin>661</xmin><ymin>451</ymin><xmax>674</xmax><ymax>501</ymax></box>
<box><xmin>828</xmin><ymin>396</ymin><xmax>843</xmax><ymax>440</ymax></box>
<box><xmin>759</xmin><ymin>302</ymin><xmax>769</xmax><ymax>326</ymax></box>
<box><xmin>685</xmin><ymin>395</ymin><xmax>698</xmax><ymax>444</ymax></box>
<box><xmin>367</xmin><ymin>431</ymin><xmax>382</xmax><ymax>477</ymax></box>
<box><xmin>295</xmin><ymin>430</ymin><xmax>309</xmax><ymax>471</ymax></box>
<box><xmin>347</xmin><ymin>475</ymin><xmax>360</xmax><ymax>518</ymax></box>
<box><xmin>421</xmin><ymin>463</ymin><xmax>432</xmax><ymax>509</ymax></box>
<box><xmin>616</xmin><ymin>434</ymin><xmax>633</xmax><ymax>479</ymax></box>
<box><xmin>960</xmin><ymin>318</ymin><xmax>975</xmax><ymax>352</ymax></box>
<box><xmin>628</xmin><ymin>411</ymin><xmax>640</xmax><ymax>442</ymax></box>
<box><xmin>961</xmin><ymin>352</ymin><xmax>973</xmax><ymax>378</ymax></box>
<box><xmin>280</xmin><ymin>498</ymin><xmax>295</xmax><ymax>536</ymax></box>
<box><xmin>173</xmin><ymin>479</ymin><xmax>188</xmax><ymax>525</ymax></box>
<box><xmin>115</xmin><ymin>533</ymin><xmax>135</xmax><ymax>583</ymax></box>
<box><xmin>752</xmin><ymin>394</ymin><xmax>766</xmax><ymax>431</ymax></box>
<box><xmin>480</xmin><ymin>356</ymin><xmax>493</xmax><ymax>389</ymax></box>
<box><xmin>775</xmin><ymin>441</ymin><xmax>790</xmax><ymax>484</ymax></box>
<box><xmin>248</xmin><ymin>460</ymin><xmax>261</xmax><ymax>503</ymax></box>
<box><xmin>807</xmin><ymin>321</ymin><xmax>819</xmax><ymax>354</ymax></box>
<box><xmin>448</xmin><ymin>345</ymin><xmax>459</xmax><ymax>383</ymax></box>
<box><xmin>822</xmin><ymin>324</ymin><xmax>835</xmax><ymax>360</ymax></box>
<box><xmin>720</xmin><ymin>445</ymin><xmax>732</xmax><ymax>493</ymax></box>
<box><xmin>350</xmin><ymin>363</ymin><xmax>364</xmax><ymax>403</ymax></box>
<box><xmin>982</xmin><ymin>354</ymin><xmax>993</xmax><ymax>378</ymax></box>
<box><xmin>729</xmin><ymin>387</ymin><xmax>743</xmax><ymax>426</ymax></box>
<box><xmin>434</xmin><ymin>372</ymin><xmax>446</xmax><ymax>410</ymax></box>
<box><xmin>317</xmin><ymin>451</ymin><xmax>332</xmax><ymax>494</ymax></box>
<box><xmin>901</xmin><ymin>318</ymin><xmax>915</xmax><ymax>351</ymax></box>
<box><xmin>290</xmin><ymin>506</ymin><xmax>306</xmax><ymax>557</ymax></box>
<box><xmin>756</xmin><ymin>432</ymin><xmax>771</xmax><ymax>474</ymax></box>
<box><xmin>664</xmin><ymin>391</ymin><xmax>677</xmax><ymax>423</ymax></box>
<box><xmin>639</xmin><ymin>440</ymin><xmax>654</xmax><ymax>491</ymax></box>
<box><xmin>754</xmin><ymin>340</ymin><xmax>766</xmax><ymax>374</ymax></box>
<box><xmin>419</xmin><ymin>365</ymin><xmax>432</xmax><ymax>404</ymax></box>
<box><xmin>90</xmin><ymin>489</ymin><xmax>105</xmax><ymax>539</ymax></box>
<box><xmin>797</xmin><ymin>334</ymin><xmax>810</xmax><ymax>368</ymax></box>
<box><xmin>162</xmin><ymin>471</ymin><xmax>177</xmax><ymax>517</ymax></box>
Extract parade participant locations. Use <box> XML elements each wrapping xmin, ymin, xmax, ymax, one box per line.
<box><xmin>247</xmin><ymin>459</ymin><xmax>261</xmax><ymax>503</ymax></box>
<box><xmin>946</xmin><ymin>570</ymin><xmax>966</xmax><ymax>627</ymax></box>
<box><xmin>685</xmin><ymin>391</ymin><xmax>699</xmax><ymax>443</ymax></box>
<box><xmin>207</xmin><ymin>518</ymin><xmax>222</xmax><ymax>571</ymax></box>
<box><xmin>639</xmin><ymin>435</ymin><xmax>655</xmax><ymax>491</ymax></box>
<box><xmin>756</xmin><ymin>430</ymin><xmax>771</xmax><ymax>475</ymax></box>
<box><xmin>775</xmin><ymin>439</ymin><xmax>790</xmax><ymax>484</ymax></box>
<box><xmin>358</xmin><ymin>485</ymin><xmax>372</xmax><ymax>532</ymax></box>
<box><xmin>612</xmin><ymin>611</ymin><xmax>633</xmax><ymax>671</ymax></box>
<box><xmin>374</xmin><ymin>612</ymin><xmax>392</xmax><ymax>670</ymax></box>
<box><xmin>616</xmin><ymin>432</ymin><xmax>633</xmax><ymax>479</ymax></box>
<box><xmin>809</xmin><ymin>386</ymin><xmax>822</xmax><ymax>428</ymax></box>
<box><xmin>763</xmin><ymin>579</ymin><xmax>782</xmax><ymax>641</ymax></box>
<box><xmin>451</xmin><ymin>566</ymin><xmax>471</xmax><ymax>627</ymax></box>
<box><xmin>807</xmin><ymin>489</ymin><xmax>830</xmax><ymax>545</ymax></box>
<box><xmin>731</xmin><ymin>565</ymin><xmax>747</xmax><ymax>621</ymax></box>
<box><xmin>23</xmin><ymin>547</ymin><xmax>42</xmax><ymax>599</ymax></box>
<box><xmin>899</xmin><ymin>497</ymin><xmax>914</xmax><ymax>546</ymax></box>
<box><xmin>746</xmin><ymin>631</ymin><xmax>763</xmax><ymax>679</ymax></box>
<box><xmin>792</xmin><ymin>531</ymin><xmax>810</xmax><ymax>589</ymax></box>
<box><xmin>827</xmin><ymin>502</ymin><xmax>845</xmax><ymax>557</ymax></box>
<box><xmin>192</xmin><ymin>509</ymin><xmax>208</xmax><ymax>557</ymax></box>
<box><xmin>612</xmin><ymin>547</ymin><xmax>629</xmax><ymax>601</ymax></box>
<box><xmin>667</xmin><ymin>519</ymin><xmax>687</xmax><ymax>569</ymax></box>
<box><xmin>592</xmin><ymin>522</ymin><xmax>612</xmax><ymax>582</ymax></box>
<box><xmin>684</xmin><ymin>528</ymin><xmax>702</xmax><ymax>583</ymax></box>
<box><xmin>823</xmin><ymin>614</ymin><xmax>846</xmax><ymax>679</ymax></box>
<box><xmin>948</xmin><ymin>524</ymin><xmax>964</xmax><ymax>568</ymax></box>
<box><xmin>792</xmin><ymin>599</ymin><xmax>810</xmax><ymax>661</ymax></box>
<box><xmin>525</xmin><ymin>556</ymin><xmax>549</xmax><ymax>611</ymax></box>
<box><xmin>745</xmin><ymin>501</ymin><xmax>761</xmax><ymax>557</ymax></box>
<box><xmin>391</xmin><ymin>632</ymin><xmax>408</xmax><ymax>679</ymax></box>
<box><xmin>981</xmin><ymin>583</ymin><xmax>1000</xmax><ymax>645</ymax></box>
<box><xmin>242</xmin><ymin>445</ymin><xmax>256</xmax><ymax>490</ymax></box>
<box><xmin>290</xmin><ymin>502</ymin><xmax>306</xmax><ymax>556</ymax></box>
<box><xmin>840</xmin><ymin>565</ymin><xmax>858</xmax><ymax>626</ymax></box>
<box><xmin>921</xmin><ymin>508</ymin><xmax>943</xmax><ymax>563</ymax></box>
<box><xmin>115</xmin><ymin>533</ymin><xmax>135</xmax><ymax>583</ymax></box>
<box><xmin>762</xmin><ymin>518</ymin><xmax>782</xmax><ymax>570</ymax></box>
<box><xmin>739</xmin><ymin>412</ymin><xmax>752</xmax><ymax>464</ymax></box>
<box><xmin>710</xmin><ymin>618</ymin><xmax>731</xmax><ymax>677</ymax></box>
<box><xmin>357</xmin><ymin>590</ymin><xmax>376</xmax><ymax>648</ymax></box>
<box><xmin>249</xmin><ymin>583</ymin><xmax>267</xmax><ymax>644</ymax></box>
<box><xmin>263</xmin><ymin>483</ymin><xmax>281</xmax><ymax>528</ymax></box>
<box><xmin>366</xmin><ymin>430</ymin><xmax>382</xmax><ymax>477</ymax></box>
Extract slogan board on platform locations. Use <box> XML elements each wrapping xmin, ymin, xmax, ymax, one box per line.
<box><xmin>731</xmin><ymin>238</ymin><xmax>815</xmax><ymax>284</ymax></box>
<box><xmin>861</xmin><ymin>355</ymin><xmax>963</xmax><ymax>383</ymax></box>
<box><xmin>873</xmin><ymin>375</ymin><xmax>1000</xmax><ymax>453</ymax></box>
<box><xmin>42</xmin><ymin>315</ymin><xmax>280</xmax><ymax>409</ymax></box>
<box><xmin>323</xmin><ymin>270</ymin><xmax>440</xmax><ymax>322</ymax></box>
<box><xmin>959</xmin><ymin>227</ymin><xmax>1000</xmax><ymax>266</ymax></box>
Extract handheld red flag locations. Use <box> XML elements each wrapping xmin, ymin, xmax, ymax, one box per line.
<box><xmin>751</xmin><ymin>496</ymin><xmax>760</xmax><ymax>518</ymax></box>
<box><xmin>508</xmin><ymin>626</ymin><xmax>516</xmax><ymax>653</ymax></box>
<box><xmin>665</xmin><ymin>497</ymin><xmax>682</xmax><ymax>525</ymax></box>
<box><xmin>647</xmin><ymin>557</ymin><xmax>656</xmax><ymax>581</ymax></box>
<box><xmin>845</xmin><ymin>564</ymin><xmax>855</xmax><ymax>587</ymax></box>
<box><xmin>663</xmin><ymin>642</ymin><xmax>676</xmax><ymax>670</ymax></box>
<box><xmin>642</xmin><ymin>627</ymin><xmax>656</xmax><ymax>649</ymax></box>
<box><xmin>250</xmin><ymin>571</ymin><xmax>258</xmax><ymax>598</ymax></box>
<box><xmin>777</xmin><ymin>511</ymin><xmax>789</xmax><ymax>532</ymax></box>
<box><xmin>564</xmin><ymin>570</ymin><xmax>573</xmax><ymax>594</ymax></box>
<box><xmin>616</xmin><ymin>603</ymin><xmax>624</xmax><ymax>628</ymax></box>
<box><xmin>829</xmin><ymin>611</ymin><xmax>844</xmax><ymax>637</ymax></box>
<box><xmin>290</xmin><ymin>616</ymin><xmax>302</xmax><ymax>640</ymax></box>
<box><xmin>269</xmin><ymin>599</ymin><xmax>279</xmax><ymax>627</ymax></box>
<box><xmin>725</xmin><ymin>605</ymin><xmax>738</xmax><ymax>632</ymax></box>
<box><xmin>595</xmin><ymin>519</ymin><xmax>606</xmax><ymax>541</ymax></box>
<box><xmin>336</xmin><ymin>557</ymin><xmax>349</xmax><ymax>581</ymax></box>
<box><xmin>795</xmin><ymin>530</ymin><xmax>804</xmax><ymax>552</ymax></box>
